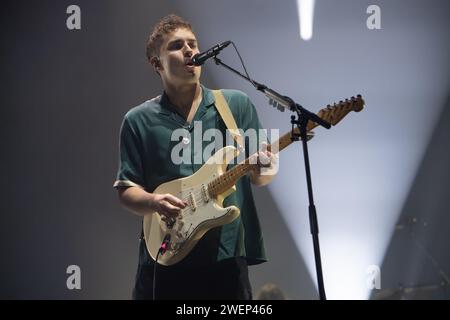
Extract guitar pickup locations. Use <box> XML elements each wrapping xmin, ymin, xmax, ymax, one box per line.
<box><xmin>188</xmin><ymin>192</ymin><xmax>197</xmax><ymax>211</ymax></box>
<box><xmin>201</xmin><ymin>184</ymin><xmax>209</xmax><ymax>203</ymax></box>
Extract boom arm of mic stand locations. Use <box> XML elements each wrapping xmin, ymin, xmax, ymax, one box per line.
<box><xmin>213</xmin><ymin>57</ymin><xmax>331</xmax><ymax>129</ymax></box>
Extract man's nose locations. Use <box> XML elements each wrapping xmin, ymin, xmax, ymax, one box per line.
<box><xmin>184</xmin><ymin>46</ymin><xmax>193</xmax><ymax>57</ymax></box>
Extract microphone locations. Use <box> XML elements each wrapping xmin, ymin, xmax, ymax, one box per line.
<box><xmin>191</xmin><ymin>40</ymin><xmax>231</xmax><ymax>66</ymax></box>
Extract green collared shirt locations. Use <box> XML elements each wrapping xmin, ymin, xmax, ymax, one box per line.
<box><xmin>114</xmin><ymin>85</ymin><xmax>267</xmax><ymax>267</ymax></box>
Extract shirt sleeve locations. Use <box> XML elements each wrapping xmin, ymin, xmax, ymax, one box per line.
<box><xmin>113</xmin><ymin>116</ymin><xmax>145</xmax><ymax>189</ymax></box>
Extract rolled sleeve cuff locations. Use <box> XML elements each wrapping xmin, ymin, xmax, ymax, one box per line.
<box><xmin>113</xmin><ymin>180</ymin><xmax>145</xmax><ymax>189</ymax></box>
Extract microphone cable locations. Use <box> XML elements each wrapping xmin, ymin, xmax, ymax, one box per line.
<box><xmin>229</xmin><ymin>41</ymin><xmax>259</xmax><ymax>89</ymax></box>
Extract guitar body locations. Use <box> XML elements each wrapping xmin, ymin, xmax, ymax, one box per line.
<box><xmin>143</xmin><ymin>146</ymin><xmax>240</xmax><ymax>266</ymax></box>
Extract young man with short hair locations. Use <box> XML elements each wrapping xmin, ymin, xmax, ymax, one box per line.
<box><xmin>114</xmin><ymin>14</ymin><xmax>277</xmax><ymax>300</ymax></box>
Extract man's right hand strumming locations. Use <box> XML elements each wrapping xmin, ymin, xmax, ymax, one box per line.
<box><xmin>149</xmin><ymin>193</ymin><xmax>187</xmax><ymax>222</ymax></box>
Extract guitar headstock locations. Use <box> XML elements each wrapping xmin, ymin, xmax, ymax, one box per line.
<box><xmin>316</xmin><ymin>95</ymin><xmax>365</xmax><ymax>127</ymax></box>
<box><xmin>350</xmin><ymin>94</ymin><xmax>365</xmax><ymax>112</ymax></box>
<box><xmin>327</xmin><ymin>95</ymin><xmax>365</xmax><ymax>113</ymax></box>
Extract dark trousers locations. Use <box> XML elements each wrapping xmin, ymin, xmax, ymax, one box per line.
<box><xmin>132</xmin><ymin>257</ymin><xmax>252</xmax><ymax>300</ymax></box>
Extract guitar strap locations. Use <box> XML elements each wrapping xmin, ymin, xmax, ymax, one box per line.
<box><xmin>212</xmin><ymin>90</ymin><xmax>244</xmax><ymax>154</ymax></box>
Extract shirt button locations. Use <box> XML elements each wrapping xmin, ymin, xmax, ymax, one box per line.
<box><xmin>182</xmin><ymin>137</ymin><xmax>190</xmax><ymax>145</ymax></box>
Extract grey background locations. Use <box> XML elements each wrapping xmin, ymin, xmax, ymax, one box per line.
<box><xmin>0</xmin><ymin>0</ymin><xmax>448</xmax><ymax>299</ymax></box>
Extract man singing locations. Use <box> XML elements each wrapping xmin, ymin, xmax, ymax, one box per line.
<box><xmin>114</xmin><ymin>14</ymin><xmax>277</xmax><ymax>300</ymax></box>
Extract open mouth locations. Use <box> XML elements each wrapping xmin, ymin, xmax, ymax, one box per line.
<box><xmin>185</xmin><ymin>60</ymin><xmax>194</xmax><ymax>67</ymax></box>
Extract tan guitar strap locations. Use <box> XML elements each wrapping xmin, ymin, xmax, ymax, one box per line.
<box><xmin>212</xmin><ymin>90</ymin><xmax>244</xmax><ymax>153</ymax></box>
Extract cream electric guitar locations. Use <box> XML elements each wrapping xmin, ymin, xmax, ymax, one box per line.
<box><xmin>143</xmin><ymin>95</ymin><xmax>365</xmax><ymax>265</ymax></box>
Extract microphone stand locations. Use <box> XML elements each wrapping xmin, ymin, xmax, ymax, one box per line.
<box><xmin>213</xmin><ymin>57</ymin><xmax>330</xmax><ymax>300</ymax></box>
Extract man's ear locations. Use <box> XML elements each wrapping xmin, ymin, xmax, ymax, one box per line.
<box><xmin>150</xmin><ymin>56</ymin><xmax>161</xmax><ymax>71</ymax></box>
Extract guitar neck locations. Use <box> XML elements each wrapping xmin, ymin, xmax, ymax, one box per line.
<box><xmin>208</xmin><ymin>95</ymin><xmax>364</xmax><ymax>197</ymax></box>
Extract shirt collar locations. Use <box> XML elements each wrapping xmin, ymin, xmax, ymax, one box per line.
<box><xmin>200</xmin><ymin>84</ymin><xmax>216</xmax><ymax>108</ymax></box>
<box><xmin>158</xmin><ymin>84</ymin><xmax>216</xmax><ymax>116</ymax></box>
